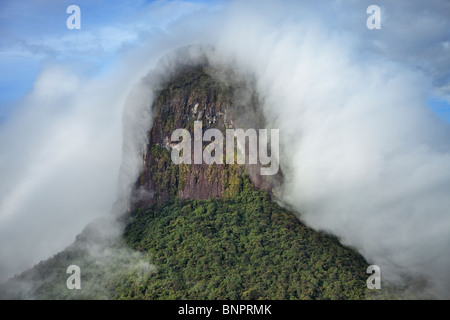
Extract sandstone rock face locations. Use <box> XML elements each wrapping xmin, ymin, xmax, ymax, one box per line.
<box><xmin>132</xmin><ymin>65</ymin><xmax>281</xmax><ymax>207</ymax></box>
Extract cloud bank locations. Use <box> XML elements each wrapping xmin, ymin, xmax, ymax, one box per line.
<box><xmin>1</xmin><ymin>0</ymin><xmax>450</xmax><ymax>298</ymax></box>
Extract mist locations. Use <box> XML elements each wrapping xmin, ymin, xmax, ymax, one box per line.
<box><xmin>1</xmin><ymin>0</ymin><xmax>450</xmax><ymax>298</ymax></box>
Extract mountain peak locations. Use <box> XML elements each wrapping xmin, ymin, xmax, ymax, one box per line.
<box><xmin>131</xmin><ymin>64</ymin><xmax>281</xmax><ymax>207</ymax></box>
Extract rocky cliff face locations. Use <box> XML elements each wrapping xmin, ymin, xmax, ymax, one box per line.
<box><xmin>0</xmin><ymin>63</ymin><xmax>378</xmax><ymax>302</ymax></box>
<box><xmin>132</xmin><ymin>65</ymin><xmax>282</xmax><ymax>207</ymax></box>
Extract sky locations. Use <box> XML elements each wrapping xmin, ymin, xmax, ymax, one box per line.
<box><xmin>0</xmin><ymin>0</ymin><xmax>224</xmax><ymax>284</ymax></box>
<box><xmin>1</xmin><ymin>0</ymin><xmax>450</xmax><ymax>298</ymax></box>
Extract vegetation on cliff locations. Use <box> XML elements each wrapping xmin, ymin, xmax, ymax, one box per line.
<box><xmin>0</xmin><ymin>64</ymin><xmax>395</xmax><ymax>300</ymax></box>
<box><xmin>120</xmin><ymin>174</ymin><xmax>372</xmax><ymax>300</ymax></box>
<box><xmin>3</xmin><ymin>175</ymin><xmax>380</xmax><ymax>300</ymax></box>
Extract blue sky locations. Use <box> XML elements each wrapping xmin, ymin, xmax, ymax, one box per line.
<box><xmin>0</xmin><ymin>0</ymin><xmax>222</xmax><ymax>119</ymax></box>
<box><xmin>428</xmin><ymin>97</ymin><xmax>450</xmax><ymax>123</ymax></box>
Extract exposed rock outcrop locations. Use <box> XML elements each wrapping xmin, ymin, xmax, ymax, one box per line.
<box><xmin>132</xmin><ymin>64</ymin><xmax>281</xmax><ymax>207</ymax></box>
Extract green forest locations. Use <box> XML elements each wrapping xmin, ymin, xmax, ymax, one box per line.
<box><xmin>1</xmin><ymin>174</ymin><xmax>397</xmax><ymax>300</ymax></box>
<box><xmin>121</xmin><ymin>174</ymin><xmax>371</xmax><ymax>299</ymax></box>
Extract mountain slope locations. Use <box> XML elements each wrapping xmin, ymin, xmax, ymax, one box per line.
<box><xmin>122</xmin><ymin>175</ymin><xmax>370</xmax><ymax>300</ymax></box>
<box><xmin>0</xmin><ymin>176</ymin><xmax>374</xmax><ymax>300</ymax></box>
<box><xmin>0</xmin><ymin>63</ymin><xmax>387</xmax><ymax>300</ymax></box>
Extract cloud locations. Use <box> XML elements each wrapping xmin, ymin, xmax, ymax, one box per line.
<box><xmin>0</xmin><ymin>64</ymin><xmax>119</xmax><ymax>281</ymax></box>
<box><xmin>191</xmin><ymin>0</ymin><xmax>450</xmax><ymax>297</ymax></box>
<box><xmin>0</xmin><ymin>0</ymin><xmax>218</xmax><ymax>284</ymax></box>
<box><xmin>206</xmin><ymin>0</ymin><xmax>450</xmax><ymax>297</ymax></box>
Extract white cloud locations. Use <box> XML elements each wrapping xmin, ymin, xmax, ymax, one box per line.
<box><xmin>0</xmin><ymin>64</ymin><xmax>127</xmax><ymax>281</ymax></box>
<box><xmin>0</xmin><ymin>0</ymin><xmax>219</xmax><ymax>283</ymax></box>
